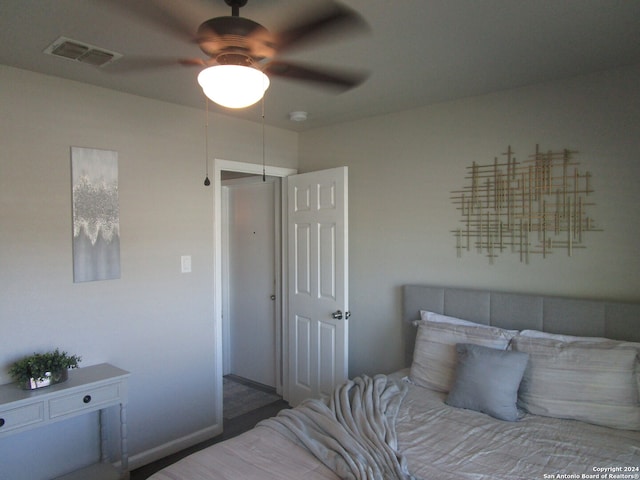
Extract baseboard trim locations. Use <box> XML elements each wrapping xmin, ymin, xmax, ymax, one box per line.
<box><xmin>122</xmin><ymin>423</ymin><xmax>223</xmax><ymax>471</ymax></box>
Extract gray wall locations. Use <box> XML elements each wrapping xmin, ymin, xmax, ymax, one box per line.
<box><xmin>0</xmin><ymin>65</ymin><xmax>297</xmax><ymax>479</ymax></box>
<box><xmin>298</xmin><ymin>63</ymin><xmax>640</xmax><ymax>378</ymax></box>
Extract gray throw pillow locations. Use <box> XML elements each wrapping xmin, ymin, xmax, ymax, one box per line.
<box><xmin>445</xmin><ymin>343</ymin><xmax>529</xmax><ymax>421</ymax></box>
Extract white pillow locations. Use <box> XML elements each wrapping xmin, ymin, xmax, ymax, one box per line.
<box><xmin>519</xmin><ymin>329</ymin><xmax>609</xmax><ymax>343</ymax></box>
<box><xmin>410</xmin><ymin>320</ymin><xmax>517</xmax><ymax>392</ymax></box>
<box><xmin>420</xmin><ymin>311</ymin><xmax>519</xmax><ymax>334</ymax></box>
<box><xmin>420</xmin><ymin>311</ymin><xmax>484</xmax><ymax>327</ymax></box>
<box><xmin>512</xmin><ymin>334</ymin><xmax>640</xmax><ymax>430</ymax></box>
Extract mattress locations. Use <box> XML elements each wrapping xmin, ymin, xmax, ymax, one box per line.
<box><xmin>149</xmin><ymin>374</ymin><xmax>640</xmax><ymax>480</ymax></box>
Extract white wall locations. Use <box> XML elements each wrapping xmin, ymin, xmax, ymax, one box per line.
<box><xmin>3</xmin><ymin>60</ymin><xmax>640</xmax><ymax>478</ymax></box>
<box><xmin>298</xmin><ymin>64</ymin><xmax>640</xmax><ymax>377</ymax></box>
<box><xmin>0</xmin><ymin>65</ymin><xmax>297</xmax><ymax>479</ymax></box>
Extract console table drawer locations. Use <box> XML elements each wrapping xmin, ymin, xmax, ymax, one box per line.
<box><xmin>0</xmin><ymin>402</ymin><xmax>45</xmax><ymax>433</ymax></box>
<box><xmin>49</xmin><ymin>383</ymin><xmax>122</xmax><ymax>419</ymax></box>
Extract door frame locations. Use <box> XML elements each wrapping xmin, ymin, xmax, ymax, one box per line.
<box><xmin>213</xmin><ymin>159</ymin><xmax>297</xmax><ymax>422</ymax></box>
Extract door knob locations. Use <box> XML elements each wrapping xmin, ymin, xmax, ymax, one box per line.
<box><xmin>270</xmin><ymin>295</ymin><xmax>276</xmax><ymax>300</ymax></box>
<box><xmin>331</xmin><ymin>310</ymin><xmax>351</xmax><ymax>320</ymax></box>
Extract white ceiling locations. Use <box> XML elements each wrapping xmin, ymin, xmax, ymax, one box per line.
<box><xmin>2</xmin><ymin>0</ymin><xmax>640</xmax><ymax>132</ymax></box>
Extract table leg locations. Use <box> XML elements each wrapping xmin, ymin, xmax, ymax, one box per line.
<box><xmin>120</xmin><ymin>402</ymin><xmax>129</xmax><ymax>479</ymax></box>
<box><xmin>99</xmin><ymin>409</ymin><xmax>109</xmax><ymax>463</ymax></box>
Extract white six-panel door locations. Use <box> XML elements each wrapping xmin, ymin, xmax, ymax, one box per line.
<box><xmin>287</xmin><ymin>167</ymin><xmax>349</xmax><ymax>406</ymax></box>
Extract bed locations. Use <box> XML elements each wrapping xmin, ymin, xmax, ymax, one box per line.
<box><xmin>149</xmin><ymin>285</ymin><xmax>640</xmax><ymax>479</ymax></box>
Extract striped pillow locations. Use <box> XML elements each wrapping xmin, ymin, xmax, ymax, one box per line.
<box><xmin>512</xmin><ymin>334</ymin><xmax>640</xmax><ymax>430</ymax></box>
<box><xmin>410</xmin><ymin>320</ymin><xmax>517</xmax><ymax>392</ymax></box>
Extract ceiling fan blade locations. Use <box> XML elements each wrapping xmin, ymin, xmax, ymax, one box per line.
<box><xmin>105</xmin><ymin>0</ymin><xmax>205</xmax><ymax>43</ymax></box>
<box><xmin>179</xmin><ymin>58</ymin><xmax>209</xmax><ymax>67</ymax></box>
<box><xmin>101</xmin><ymin>56</ymin><xmax>209</xmax><ymax>74</ymax></box>
<box><xmin>272</xmin><ymin>2</ymin><xmax>369</xmax><ymax>54</ymax></box>
<box><xmin>263</xmin><ymin>60</ymin><xmax>368</xmax><ymax>91</ymax></box>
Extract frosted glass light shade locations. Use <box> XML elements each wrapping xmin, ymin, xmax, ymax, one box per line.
<box><xmin>197</xmin><ymin>65</ymin><xmax>270</xmax><ymax>109</ymax></box>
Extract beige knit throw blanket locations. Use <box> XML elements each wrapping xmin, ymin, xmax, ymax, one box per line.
<box><xmin>259</xmin><ymin>374</ymin><xmax>417</xmax><ymax>480</ymax></box>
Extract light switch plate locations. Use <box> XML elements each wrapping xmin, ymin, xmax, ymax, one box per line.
<box><xmin>181</xmin><ymin>255</ymin><xmax>192</xmax><ymax>273</ymax></box>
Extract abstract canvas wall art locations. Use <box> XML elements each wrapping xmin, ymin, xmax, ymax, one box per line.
<box><xmin>71</xmin><ymin>147</ymin><xmax>120</xmax><ymax>282</ymax></box>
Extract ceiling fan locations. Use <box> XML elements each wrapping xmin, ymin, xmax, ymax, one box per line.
<box><xmin>111</xmin><ymin>0</ymin><xmax>369</xmax><ymax>108</ymax></box>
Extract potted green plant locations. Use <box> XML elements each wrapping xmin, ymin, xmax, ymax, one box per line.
<box><xmin>9</xmin><ymin>349</ymin><xmax>81</xmax><ymax>390</ymax></box>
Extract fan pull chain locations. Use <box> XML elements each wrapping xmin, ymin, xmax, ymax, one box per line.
<box><xmin>203</xmin><ymin>97</ymin><xmax>211</xmax><ymax>186</ymax></box>
<box><xmin>261</xmin><ymin>94</ymin><xmax>266</xmax><ymax>182</ymax></box>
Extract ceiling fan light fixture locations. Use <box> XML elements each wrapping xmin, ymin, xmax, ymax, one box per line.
<box><xmin>197</xmin><ymin>65</ymin><xmax>270</xmax><ymax>109</ymax></box>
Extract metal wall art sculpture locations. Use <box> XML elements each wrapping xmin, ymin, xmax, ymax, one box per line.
<box><xmin>451</xmin><ymin>145</ymin><xmax>601</xmax><ymax>264</ymax></box>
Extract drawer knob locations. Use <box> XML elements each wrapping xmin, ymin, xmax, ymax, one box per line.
<box><xmin>83</xmin><ymin>395</ymin><xmax>92</xmax><ymax>404</ymax></box>
<box><xmin>0</xmin><ymin>418</ymin><xmax>5</xmax><ymax>427</ymax></box>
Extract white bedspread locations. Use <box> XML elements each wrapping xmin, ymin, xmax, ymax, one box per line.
<box><xmin>149</xmin><ymin>375</ymin><xmax>640</xmax><ymax>480</ymax></box>
<box><xmin>147</xmin><ymin>425</ymin><xmax>337</xmax><ymax>480</ymax></box>
<box><xmin>397</xmin><ymin>375</ymin><xmax>640</xmax><ymax>479</ymax></box>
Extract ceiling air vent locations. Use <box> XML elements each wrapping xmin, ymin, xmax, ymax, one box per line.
<box><xmin>43</xmin><ymin>36</ymin><xmax>122</xmax><ymax>67</ymax></box>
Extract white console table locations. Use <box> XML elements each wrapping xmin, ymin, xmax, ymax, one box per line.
<box><xmin>0</xmin><ymin>363</ymin><xmax>130</xmax><ymax>480</ymax></box>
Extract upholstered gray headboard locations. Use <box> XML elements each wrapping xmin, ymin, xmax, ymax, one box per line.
<box><xmin>403</xmin><ymin>285</ymin><xmax>640</xmax><ymax>366</ymax></box>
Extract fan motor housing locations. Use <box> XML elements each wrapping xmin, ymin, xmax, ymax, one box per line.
<box><xmin>197</xmin><ymin>17</ymin><xmax>275</xmax><ymax>60</ymax></box>
<box><xmin>225</xmin><ymin>0</ymin><xmax>248</xmax><ymax>6</ymax></box>
<box><xmin>216</xmin><ymin>52</ymin><xmax>255</xmax><ymax>67</ymax></box>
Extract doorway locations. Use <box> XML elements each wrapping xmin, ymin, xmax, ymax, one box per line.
<box><xmin>213</xmin><ymin>160</ymin><xmax>348</xmax><ymax>416</ymax></box>
<box><xmin>213</xmin><ymin>159</ymin><xmax>297</xmax><ymax>420</ymax></box>
<box><xmin>221</xmin><ymin>174</ymin><xmax>278</xmax><ymax>388</ymax></box>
